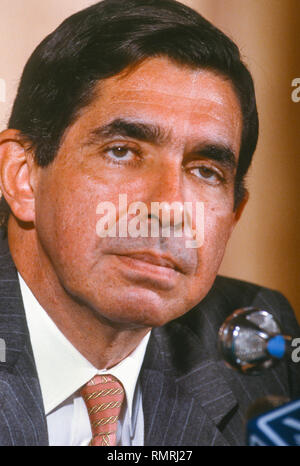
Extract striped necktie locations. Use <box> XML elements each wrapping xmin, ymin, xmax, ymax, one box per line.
<box><xmin>80</xmin><ymin>374</ymin><xmax>125</xmax><ymax>446</ymax></box>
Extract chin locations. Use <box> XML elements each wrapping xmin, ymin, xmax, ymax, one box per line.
<box><xmin>91</xmin><ymin>286</ymin><xmax>188</xmax><ymax>329</ymax></box>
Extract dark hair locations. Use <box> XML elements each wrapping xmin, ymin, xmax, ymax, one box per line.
<box><xmin>0</xmin><ymin>0</ymin><xmax>258</xmax><ymax>227</ymax></box>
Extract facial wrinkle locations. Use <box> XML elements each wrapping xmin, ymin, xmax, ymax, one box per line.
<box><xmin>181</xmin><ymin>68</ymin><xmax>207</xmax><ymax>144</ymax></box>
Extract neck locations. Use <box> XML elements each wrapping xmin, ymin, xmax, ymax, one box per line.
<box><xmin>8</xmin><ymin>217</ymin><xmax>151</xmax><ymax>369</ymax></box>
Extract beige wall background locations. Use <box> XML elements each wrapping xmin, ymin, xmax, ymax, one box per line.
<box><xmin>0</xmin><ymin>0</ymin><xmax>299</xmax><ymax>320</ymax></box>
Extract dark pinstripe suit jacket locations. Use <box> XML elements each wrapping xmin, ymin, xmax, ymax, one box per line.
<box><xmin>0</xmin><ymin>234</ymin><xmax>299</xmax><ymax>446</ymax></box>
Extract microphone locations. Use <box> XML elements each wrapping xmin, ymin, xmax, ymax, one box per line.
<box><xmin>218</xmin><ymin>307</ymin><xmax>300</xmax><ymax>445</ymax></box>
<box><xmin>246</xmin><ymin>396</ymin><xmax>300</xmax><ymax>446</ymax></box>
<box><xmin>218</xmin><ymin>307</ymin><xmax>292</xmax><ymax>374</ymax></box>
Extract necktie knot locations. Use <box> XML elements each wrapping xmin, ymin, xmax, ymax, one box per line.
<box><xmin>80</xmin><ymin>374</ymin><xmax>125</xmax><ymax>446</ymax></box>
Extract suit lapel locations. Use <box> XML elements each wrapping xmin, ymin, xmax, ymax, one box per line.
<box><xmin>141</xmin><ymin>315</ymin><xmax>238</xmax><ymax>446</ymax></box>
<box><xmin>0</xmin><ymin>235</ymin><xmax>48</xmax><ymax>445</ymax></box>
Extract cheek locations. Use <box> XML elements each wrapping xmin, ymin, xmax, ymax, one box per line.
<box><xmin>35</xmin><ymin>165</ymin><xmax>148</xmax><ymax>270</ymax></box>
<box><xmin>197</xmin><ymin>204</ymin><xmax>235</xmax><ymax>273</ymax></box>
<box><xmin>34</xmin><ymin>169</ymin><xmax>96</xmax><ymax>264</ymax></box>
<box><xmin>181</xmin><ymin>207</ymin><xmax>235</xmax><ymax>308</ymax></box>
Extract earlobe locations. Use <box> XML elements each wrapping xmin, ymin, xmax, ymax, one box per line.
<box><xmin>0</xmin><ymin>129</ymin><xmax>36</xmax><ymax>223</ymax></box>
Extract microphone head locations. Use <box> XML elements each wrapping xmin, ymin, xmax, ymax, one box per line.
<box><xmin>218</xmin><ymin>307</ymin><xmax>285</xmax><ymax>374</ymax></box>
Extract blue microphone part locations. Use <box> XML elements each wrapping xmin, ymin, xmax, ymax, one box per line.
<box><xmin>267</xmin><ymin>335</ymin><xmax>286</xmax><ymax>359</ymax></box>
<box><xmin>247</xmin><ymin>399</ymin><xmax>300</xmax><ymax>446</ymax></box>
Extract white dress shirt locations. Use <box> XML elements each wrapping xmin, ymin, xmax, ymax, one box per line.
<box><xmin>18</xmin><ymin>273</ymin><xmax>150</xmax><ymax>446</ymax></box>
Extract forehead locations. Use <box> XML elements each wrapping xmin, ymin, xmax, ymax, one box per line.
<box><xmin>70</xmin><ymin>57</ymin><xmax>243</xmax><ymax>155</ymax></box>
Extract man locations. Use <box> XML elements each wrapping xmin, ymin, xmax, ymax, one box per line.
<box><xmin>0</xmin><ymin>0</ymin><xmax>298</xmax><ymax>446</ymax></box>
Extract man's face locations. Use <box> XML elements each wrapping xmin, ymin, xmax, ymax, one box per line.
<box><xmin>33</xmin><ymin>57</ymin><xmax>243</xmax><ymax>328</ymax></box>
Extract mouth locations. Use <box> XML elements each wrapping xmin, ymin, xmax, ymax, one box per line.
<box><xmin>118</xmin><ymin>251</ymin><xmax>181</xmax><ymax>272</ymax></box>
<box><xmin>119</xmin><ymin>252</ymin><xmax>182</xmax><ymax>272</ymax></box>
<box><xmin>113</xmin><ymin>251</ymin><xmax>182</xmax><ymax>290</ymax></box>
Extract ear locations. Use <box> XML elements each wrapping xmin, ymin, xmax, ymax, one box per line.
<box><xmin>0</xmin><ymin>129</ymin><xmax>37</xmax><ymax>223</ymax></box>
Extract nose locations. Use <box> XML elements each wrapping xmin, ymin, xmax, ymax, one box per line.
<box><xmin>154</xmin><ymin>160</ymin><xmax>183</xmax><ymax>200</ymax></box>
<box><xmin>149</xmin><ymin>162</ymin><xmax>185</xmax><ymax>227</ymax></box>
<box><xmin>145</xmin><ymin>160</ymin><xmax>204</xmax><ymax>248</ymax></box>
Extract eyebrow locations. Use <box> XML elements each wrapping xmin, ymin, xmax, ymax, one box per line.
<box><xmin>85</xmin><ymin>117</ymin><xmax>237</xmax><ymax>171</ymax></box>
<box><xmin>192</xmin><ymin>143</ymin><xmax>237</xmax><ymax>172</ymax></box>
<box><xmin>86</xmin><ymin>118</ymin><xmax>171</xmax><ymax>146</ymax></box>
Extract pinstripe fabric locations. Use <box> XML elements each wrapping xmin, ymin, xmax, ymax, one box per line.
<box><xmin>141</xmin><ymin>277</ymin><xmax>300</xmax><ymax>446</ymax></box>
<box><xmin>0</xmin><ymin>233</ymin><xmax>299</xmax><ymax>445</ymax></box>
<box><xmin>0</xmin><ymin>235</ymin><xmax>48</xmax><ymax>446</ymax></box>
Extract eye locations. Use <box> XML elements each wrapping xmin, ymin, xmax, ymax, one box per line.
<box><xmin>103</xmin><ymin>144</ymin><xmax>140</xmax><ymax>161</ymax></box>
<box><xmin>190</xmin><ymin>166</ymin><xmax>224</xmax><ymax>184</ymax></box>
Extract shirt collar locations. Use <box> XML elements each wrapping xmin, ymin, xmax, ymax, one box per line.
<box><xmin>18</xmin><ymin>273</ymin><xmax>150</xmax><ymax>423</ymax></box>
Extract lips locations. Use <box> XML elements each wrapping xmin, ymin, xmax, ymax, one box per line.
<box><xmin>119</xmin><ymin>252</ymin><xmax>181</xmax><ymax>272</ymax></box>
<box><xmin>104</xmin><ymin>240</ymin><xmax>197</xmax><ymax>276</ymax></box>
